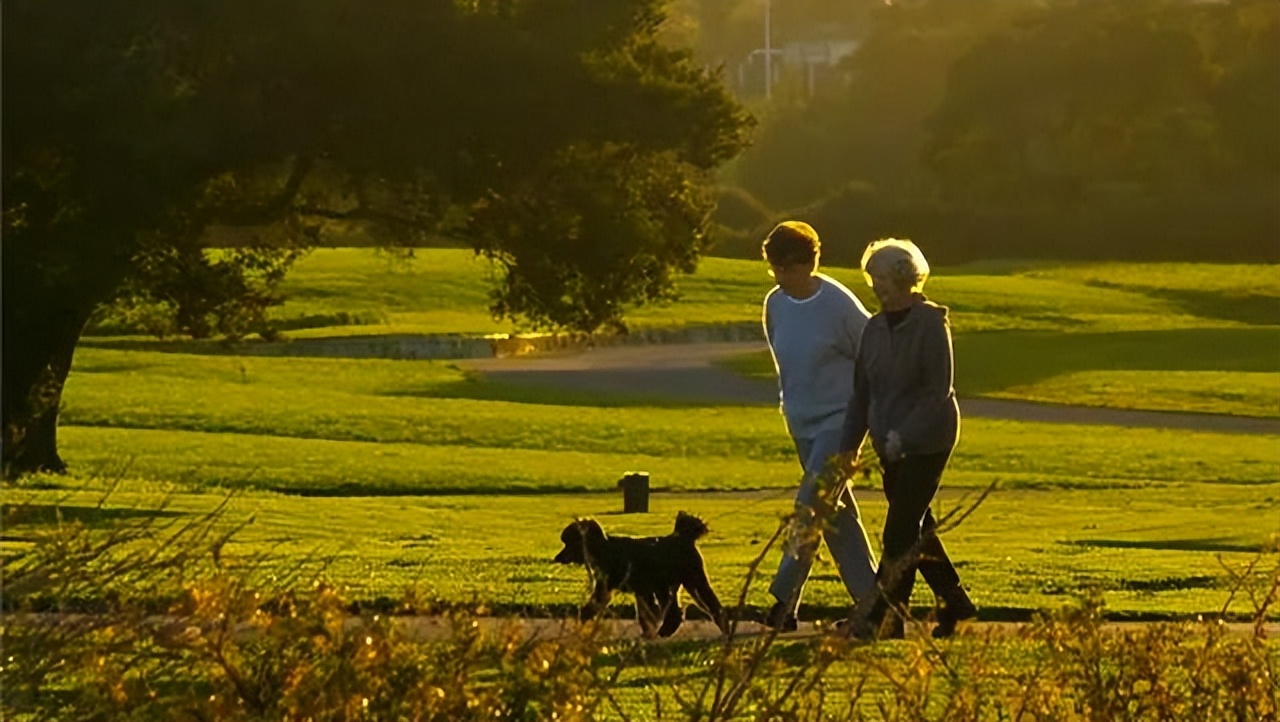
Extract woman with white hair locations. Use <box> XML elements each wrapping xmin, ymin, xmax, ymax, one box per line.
<box><xmin>839</xmin><ymin>239</ymin><xmax>976</xmax><ymax>640</ymax></box>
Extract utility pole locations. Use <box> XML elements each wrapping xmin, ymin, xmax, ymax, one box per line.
<box><xmin>763</xmin><ymin>0</ymin><xmax>772</xmax><ymax>99</ymax></box>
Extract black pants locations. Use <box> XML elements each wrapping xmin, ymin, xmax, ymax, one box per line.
<box><xmin>874</xmin><ymin>450</ymin><xmax>962</xmax><ymax>614</ymax></box>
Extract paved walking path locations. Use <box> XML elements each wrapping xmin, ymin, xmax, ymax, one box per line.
<box><xmin>461</xmin><ymin>342</ymin><xmax>1280</xmax><ymax>435</ymax></box>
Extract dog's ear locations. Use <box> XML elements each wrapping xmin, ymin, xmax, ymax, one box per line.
<box><xmin>559</xmin><ymin>521</ymin><xmax>582</xmax><ymax>544</ymax></box>
<box><xmin>674</xmin><ymin>511</ymin><xmax>709</xmax><ymax>541</ymax></box>
<box><xmin>576</xmin><ymin>518</ymin><xmax>606</xmax><ymax>543</ymax></box>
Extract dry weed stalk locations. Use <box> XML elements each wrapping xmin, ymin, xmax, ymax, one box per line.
<box><xmin>3</xmin><ymin>472</ymin><xmax>1277</xmax><ymax>721</ymax></box>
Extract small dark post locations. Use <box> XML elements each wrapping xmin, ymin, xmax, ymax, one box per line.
<box><xmin>618</xmin><ymin>471</ymin><xmax>650</xmax><ymax>514</ymax></box>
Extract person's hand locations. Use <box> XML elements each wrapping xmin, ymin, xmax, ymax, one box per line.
<box><xmin>884</xmin><ymin>430</ymin><xmax>903</xmax><ymax>462</ymax></box>
<box><xmin>836</xmin><ymin>449</ymin><xmax>861</xmax><ymax>479</ymax></box>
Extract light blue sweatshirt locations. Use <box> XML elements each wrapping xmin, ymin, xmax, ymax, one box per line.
<box><xmin>763</xmin><ymin>274</ymin><xmax>871</xmax><ymax>439</ymax></box>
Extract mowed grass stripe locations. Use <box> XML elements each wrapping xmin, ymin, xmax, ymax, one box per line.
<box><xmin>8</xmin><ymin>481</ymin><xmax>1276</xmax><ymax>617</ymax></box>
<box><xmin>63</xmin><ymin>372</ymin><xmax>794</xmax><ymax>462</ymax></box>
<box><xmin>59</xmin><ymin>425</ymin><xmax>801</xmax><ymax>496</ymax></box>
<box><xmin>989</xmin><ymin>370</ymin><xmax>1280</xmax><ymax>418</ymax></box>
<box><xmin>62</xmin><ymin>348</ymin><xmax>1280</xmax><ymax>487</ymax></box>
<box><xmin>265</xmin><ymin>249</ymin><xmax>1280</xmax><ymax>337</ymax></box>
<box><xmin>716</xmin><ymin>324</ymin><xmax>1280</xmax><ymax>417</ymax></box>
<box><xmin>58</xmin><ymin>423</ymin><xmax>1279</xmax><ymax>495</ymax></box>
<box><xmin>955</xmin><ymin>327</ymin><xmax>1280</xmax><ymax>393</ymax></box>
<box><xmin>83</xmin><ymin>252</ymin><xmax>1280</xmax><ymax>420</ymax></box>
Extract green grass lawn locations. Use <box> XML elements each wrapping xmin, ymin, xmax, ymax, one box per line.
<box><xmin>47</xmin><ymin>418</ymin><xmax>1280</xmax><ymax>496</ymax></box>
<box><xmin>167</xmin><ymin>248</ymin><xmax>1278</xmax><ymax>338</ymax></box>
<box><xmin>14</xmin><ymin>252</ymin><xmax>1277</xmax><ymax>625</ymax></box>
<box><xmin>61</xmin><ymin>348</ymin><xmax>1280</xmax><ymax>494</ymax></box>
<box><xmin>6</xmin><ymin>475</ymin><xmax>1275</xmax><ymax>620</ymax></box>
<box><xmin>272</xmin><ymin>249</ymin><xmax>1280</xmax><ymax>417</ymax></box>
<box><xmin>88</xmin><ymin>249</ymin><xmax>1279</xmax><ymax>416</ymax></box>
<box><xmin>719</xmin><ymin>325</ymin><xmax>1280</xmax><ymax>417</ymax></box>
<box><xmin>274</xmin><ymin>249</ymin><xmax>511</xmax><ymax>337</ymax></box>
<box><xmin>19</xmin><ymin>341</ymin><xmax>1279</xmax><ymax>620</ymax></box>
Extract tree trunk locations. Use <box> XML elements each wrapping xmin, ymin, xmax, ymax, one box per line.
<box><xmin>2</xmin><ymin>224</ymin><xmax>125</xmax><ymax>480</ymax></box>
<box><xmin>2</xmin><ymin>302</ymin><xmax>94</xmax><ymax>479</ymax></box>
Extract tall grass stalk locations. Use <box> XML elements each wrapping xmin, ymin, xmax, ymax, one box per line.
<box><xmin>2</xmin><ymin>483</ymin><xmax>1276</xmax><ymax>721</ymax></box>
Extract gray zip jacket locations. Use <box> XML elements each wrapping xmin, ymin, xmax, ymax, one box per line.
<box><xmin>839</xmin><ymin>296</ymin><xmax>961</xmax><ymax>459</ymax></box>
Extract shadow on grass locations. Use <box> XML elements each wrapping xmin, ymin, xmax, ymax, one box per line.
<box><xmin>79</xmin><ymin>332</ymin><xmax>459</xmax><ymax>357</ymax></box>
<box><xmin>727</xmin><ymin>326</ymin><xmax>1280</xmax><ymax>399</ymax></box>
<box><xmin>2</xmin><ymin>504</ymin><xmax>183</xmax><ymax>528</ymax></box>
<box><xmin>155</xmin><ymin>478</ymin><xmax>790</xmax><ymax>497</ymax></box>
<box><xmin>1090</xmin><ymin>282</ymin><xmax>1280</xmax><ymax>327</ymax></box>
<box><xmin>68</xmin><ymin>360</ymin><xmax>155</xmax><ymax>374</ymax></box>
<box><xmin>271</xmin><ymin>483</ymin><xmax>606</xmax><ymax>497</ymax></box>
<box><xmin>80</xmin><ymin>336</ymin><xmax>273</xmax><ymax>356</ymax></box>
<box><xmin>382</xmin><ymin>379</ymin><xmax>741</xmax><ymax>409</ymax></box>
<box><xmin>956</xmin><ymin>326</ymin><xmax>1280</xmax><ymax>395</ymax></box>
<box><xmin>353</xmin><ymin>596</ymin><xmax>1052</xmax><ymax>624</ymax></box>
<box><xmin>1064</xmin><ymin>537</ymin><xmax>1272</xmax><ymax>554</ymax></box>
<box><xmin>1119</xmin><ymin>575</ymin><xmax>1219</xmax><ymax>593</ymax></box>
<box><xmin>272</xmin><ymin>310</ymin><xmax>384</xmax><ymax>331</ymax></box>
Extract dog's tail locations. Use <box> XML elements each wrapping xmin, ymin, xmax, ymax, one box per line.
<box><xmin>674</xmin><ymin>511</ymin><xmax>709</xmax><ymax>541</ymax></box>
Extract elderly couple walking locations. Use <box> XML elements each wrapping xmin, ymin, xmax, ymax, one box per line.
<box><xmin>761</xmin><ymin>220</ymin><xmax>976</xmax><ymax>640</ymax></box>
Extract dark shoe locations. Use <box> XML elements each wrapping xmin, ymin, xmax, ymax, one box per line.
<box><xmin>839</xmin><ymin>613</ymin><xmax>904</xmax><ymax>641</ymax></box>
<box><xmin>932</xmin><ymin>588</ymin><xmax>976</xmax><ymax>639</ymax></box>
<box><xmin>879</xmin><ymin>614</ymin><xmax>906</xmax><ymax>640</ymax></box>
<box><xmin>839</xmin><ymin>599</ymin><xmax>904</xmax><ymax>641</ymax></box>
<box><xmin>839</xmin><ymin>616</ymin><xmax>875</xmax><ymax>640</ymax></box>
<box><xmin>764</xmin><ymin>601</ymin><xmax>798</xmax><ymax>632</ymax></box>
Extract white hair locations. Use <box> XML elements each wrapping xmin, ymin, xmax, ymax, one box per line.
<box><xmin>861</xmin><ymin>238</ymin><xmax>930</xmax><ymax>293</ymax></box>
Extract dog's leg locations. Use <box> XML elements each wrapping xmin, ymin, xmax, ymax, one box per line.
<box><xmin>656</xmin><ymin>586</ymin><xmax>684</xmax><ymax>637</ymax></box>
<box><xmin>683</xmin><ymin>563</ymin><xmax>728</xmax><ymax>634</ymax></box>
<box><xmin>581</xmin><ymin>580</ymin><xmax>612</xmax><ymax>621</ymax></box>
<box><xmin>635</xmin><ymin>592</ymin><xmax>664</xmax><ymax>639</ymax></box>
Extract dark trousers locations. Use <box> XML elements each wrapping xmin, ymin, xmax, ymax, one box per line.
<box><xmin>874</xmin><ymin>450</ymin><xmax>962</xmax><ymax>615</ymax></box>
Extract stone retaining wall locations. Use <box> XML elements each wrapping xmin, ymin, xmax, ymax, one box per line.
<box><xmin>242</xmin><ymin>322</ymin><xmax>765</xmax><ymax>361</ymax></box>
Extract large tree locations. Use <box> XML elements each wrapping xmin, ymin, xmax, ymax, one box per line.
<box><xmin>1</xmin><ymin>0</ymin><xmax>751</xmax><ymax>477</ymax></box>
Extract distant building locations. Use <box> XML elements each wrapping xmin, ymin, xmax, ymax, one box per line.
<box><xmin>734</xmin><ymin>38</ymin><xmax>860</xmax><ymax>97</ymax></box>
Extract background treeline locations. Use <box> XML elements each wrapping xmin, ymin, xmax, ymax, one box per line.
<box><xmin>690</xmin><ymin>0</ymin><xmax>1280</xmax><ymax>265</ymax></box>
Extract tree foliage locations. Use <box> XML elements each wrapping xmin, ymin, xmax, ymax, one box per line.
<box><xmin>1</xmin><ymin>0</ymin><xmax>751</xmax><ymax>477</ymax></box>
<box><xmin>715</xmin><ymin>0</ymin><xmax>1278</xmax><ymax>265</ymax></box>
<box><xmin>926</xmin><ymin>0</ymin><xmax>1280</xmax><ymax>206</ymax></box>
<box><xmin>731</xmin><ymin>0</ymin><xmax>1034</xmax><ymax>209</ymax></box>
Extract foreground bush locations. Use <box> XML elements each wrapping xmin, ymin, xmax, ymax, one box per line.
<box><xmin>2</xmin><ymin>493</ymin><xmax>1277</xmax><ymax>721</ymax></box>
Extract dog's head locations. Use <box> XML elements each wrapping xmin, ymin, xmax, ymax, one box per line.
<box><xmin>553</xmin><ymin>518</ymin><xmax>606</xmax><ymax>565</ymax></box>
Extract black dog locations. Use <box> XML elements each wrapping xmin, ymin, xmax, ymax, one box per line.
<box><xmin>553</xmin><ymin>511</ymin><xmax>727</xmax><ymax>638</ymax></box>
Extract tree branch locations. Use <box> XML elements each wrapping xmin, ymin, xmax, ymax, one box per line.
<box><xmin>201</xmin><ymin>155</ymin><xmax>315</xmax><ymax>228</ymax></box>
<box><xmin>293</xmin><ymin>203</ymin><xmax>434</xmax><ymax>230</ymax></box>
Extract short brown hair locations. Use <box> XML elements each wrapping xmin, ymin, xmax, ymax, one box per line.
<box><xmin>762</xmin><ymin>221</ymin><xmax>820</xmax><ymax>266</ymax></box>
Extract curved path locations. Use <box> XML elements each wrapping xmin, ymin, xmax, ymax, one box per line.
<box><xmin>462</xmin><ymin>341</ymin><xmax>1280</xmax><ymax>435</ymax></box>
